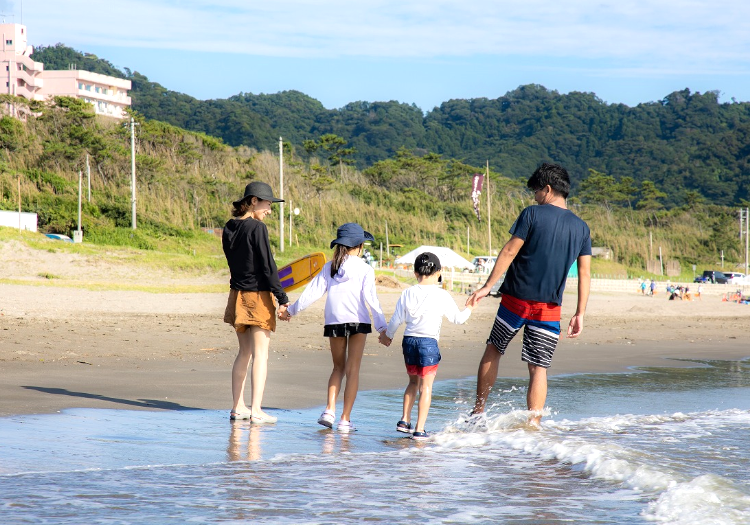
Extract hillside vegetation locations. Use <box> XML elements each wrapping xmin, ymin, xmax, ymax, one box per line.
<box><xmin>0</xmin><ymin>93</ymin><xmax>746</xmax><ymax>281</ymax></box>
<box><xmin>30</xmin><ymin>44</ymin><xmax>750</xmax><ymax>207</ymax></box>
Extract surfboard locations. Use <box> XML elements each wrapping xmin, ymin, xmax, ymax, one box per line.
<box><xmin>277</xmin><ymin>252</ymin><xmax>327</xmax><ymax>292</ymax></box>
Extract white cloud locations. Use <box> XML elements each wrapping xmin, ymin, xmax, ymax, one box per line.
<box><xmin>20</xmin><ymin>0</ymin><xmax>750</xmax><ymax>72</ymax></box>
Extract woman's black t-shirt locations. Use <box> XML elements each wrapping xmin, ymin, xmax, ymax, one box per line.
<box><xmin>222</xmin><ymin>217</ymin><xmax>289</xmax><ymax>305</ymax></box>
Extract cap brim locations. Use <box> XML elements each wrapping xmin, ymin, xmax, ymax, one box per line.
<box><xmin>363</xmin><ymin>230</ymin><xmax>375</xmax><ymax>242</ymax></box>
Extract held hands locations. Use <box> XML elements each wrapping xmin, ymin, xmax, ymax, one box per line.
<box><xmin>567</xmin><ymin>314</ymin><xmax>584</xmax><ymax>338</ymax></box>
<box><xmin>378</xmin><ymin>330</ymin><xmax>392</xmax><ymax>347</ymax></box>
<box><xmin>466</xmin><ymin>286</ymin><xmax>490</xmax><ymax>308</ymax></box>
<box><xmin>278</xmin><ymin>304</ymin><xmax>291</xmax><ymax>322</ymax></box>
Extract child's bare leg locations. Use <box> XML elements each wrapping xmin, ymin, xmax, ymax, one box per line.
<box><xmin>415</xmin><ymin>374</ymin><xmax>436</xmax><ymax>432</ymax></box>
<box><xmin>326</xmin><ymin>337</ymin><xmax>347</xmax><ymax>413</ymax></box>
<box><xmin>402</xmin><ymin>374</ymin><xmax>419</xmax><ymax>422</ymax></box>
<box><xmin>340</xmin><ymin>333</ymin><xmax>367</xmax><ymax>421</ymax></box>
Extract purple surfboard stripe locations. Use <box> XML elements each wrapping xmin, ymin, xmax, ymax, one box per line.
<box><xmin>278</xmin><ymin>266</ymin><xmax>292</xmax><ymax>278</ymax></box>
<box><xmin>280</xmin><ymin>277</ymin><xmax>295</xmax><ymax>288</ymax></box>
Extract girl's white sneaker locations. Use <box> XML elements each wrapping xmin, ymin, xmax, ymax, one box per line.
<box><xmin>317</xmin><ymin>410</ymin><xmax>335</xmax><ymax>428</ymax></box>
<box><xmin>336</xmin><ymin>419</ymin><xmax>356</xmax><ymax>432</ymax></box>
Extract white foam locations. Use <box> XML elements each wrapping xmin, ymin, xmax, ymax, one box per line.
<box><xmin>435</xmin><ymin>408</ymin><xmax>750</xmax><ymax>523</ymax></box>
<box><xmin>644</xmin><ymin>474</ymin><xmax>750</xmax><ymax>524</ymax></box>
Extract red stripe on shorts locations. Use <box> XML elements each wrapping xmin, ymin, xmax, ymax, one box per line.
<box><xmin>501</xmin><ymin>294</ymin><xmax>561</xmax><ymax>322</ymax></box>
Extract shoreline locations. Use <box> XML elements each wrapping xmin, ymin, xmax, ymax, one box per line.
<box><xmin>2</xmin><ymin>283</ymin><xmax>750</xmax><ymax>417</ymax></box>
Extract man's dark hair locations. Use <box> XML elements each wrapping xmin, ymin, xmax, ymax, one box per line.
<box><xmin>527</xmin><ymin>163</ymin><xmax>571</xmax><ymax>199</ymax></box>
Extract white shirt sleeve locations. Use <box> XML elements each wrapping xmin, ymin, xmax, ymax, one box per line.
<box><xmin>363</xmin><ymin>267</ymin><xmax>387</xmax><ymax>332</ymax></box>
<box><xmin>440</xmin><ymin>290</ymin><xmax>472</xmax><ymax>325</ymax></box>
<box><xmin>287</xmin><ymin>268</ymin><xmax>329</xmax><ymax>317</ymax></box>
<box><xmin>385</xmin><ymin>293</ymin><xmax>406</xmax><ymax>340</ymax></box>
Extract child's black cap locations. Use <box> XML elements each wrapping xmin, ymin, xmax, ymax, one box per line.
<box><xmin>415</xmin><ymin>252</ymin><xmax>441</xmax><ymax>274</ymax></box>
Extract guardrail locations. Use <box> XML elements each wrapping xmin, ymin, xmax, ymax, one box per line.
<box><xmin>379</xmin><ymin>268</ymin><xmax>750</xmax><ymax>297</ymax></box>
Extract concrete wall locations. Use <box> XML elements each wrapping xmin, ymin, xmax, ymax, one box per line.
<box><xmin>0</xmin><ymin>210</ymin><xmax>37</xmax><ymax>232</ymax></box>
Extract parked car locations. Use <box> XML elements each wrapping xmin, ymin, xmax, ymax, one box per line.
<box><xmin>694</xmin><ymin>270</ymin><xmax>728</xmax><ymax>284</ymax></box>
<box><xmin>471</xmin><ymin>256</ymin><xmax>497</xmax><ymax>274</ymax></box>
<box><xmin>724</xmin><ymin>272</ymin><xmax>748</xmax><ymax>285</ymax></box>
<box><xmin>44</xmin><ymin>233</ymin><xmax>73</xmax><ymax>242</ymax></box>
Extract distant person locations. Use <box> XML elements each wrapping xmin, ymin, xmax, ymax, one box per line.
<box><xmin>640</xmin><ymin>281</ymin><xmax>647</xmax><ymax>295</ymax></box>
<box><xmin>465</xmin><ymin>163</ymin><xmax>591</xmax><ymax>427</ymax></box>
<box><xmin>280</xmin><ymin>223</ymin><xmax>386</xmax><ymax>432</ymax></box>
<box><xmin>650</xmin><ymin>280</ymin><xmax>657</xmax><ymax>296</ymax></box>
<box><xmin>222</xmin><ymin>181</ymin><xmax>289</xmax><ymax>423</ymax></box>
<box><xmin>379</xmin><ymin>252</ymin><xmax>473</xmax><ymax>440</ymax></box>
<box><xmin>696</xmin><ymin>284</ymin><xmax>703</xmax><ymax>300</ymax></box>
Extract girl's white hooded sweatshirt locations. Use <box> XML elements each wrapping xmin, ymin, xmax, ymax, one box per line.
<box><xmin>385</xmin><ymin>284</ymin><xmax>471</xmax><ymax>341</ymax></box>
<box><xmin>287</xmin><ymin>256</ymin><xmax>387</xmax><ymax>332</ymax></box>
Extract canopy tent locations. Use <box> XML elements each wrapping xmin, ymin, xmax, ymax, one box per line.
<box><xmin>394</xmin><ymin>245</ymin><xmax>474</xmax><ymax>270</ymax></box>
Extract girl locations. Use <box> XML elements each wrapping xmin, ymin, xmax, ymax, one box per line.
<box><xmin>223</xmin><ymin>181</ymin><xmax>289</xmax><ymax>423</ymax></box>
<box><xmin>280</xmin><ymin>223</ymin><xmax>386</xmax><ymax>432</ymax></box>
<box><xmin>379</xmin><ymin>252</ymin><xmax>473</xmax><ymax>440</ymax></box>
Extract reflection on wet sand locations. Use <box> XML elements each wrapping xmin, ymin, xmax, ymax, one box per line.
<box><xmin>227</xmin><ymin>422</ymin><xmax>262</xmax><ymax>461</ymax></box>
<box><xmin>321</xmin><ymin>430</ymin><xmax>352</xmax><ymax>455</ymax></box>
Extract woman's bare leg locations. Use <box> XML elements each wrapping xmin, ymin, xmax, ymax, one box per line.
<box><xmin>248</xmin><ymin>326</ymin><xmax>272</xmax><ymax>418</ymax></box>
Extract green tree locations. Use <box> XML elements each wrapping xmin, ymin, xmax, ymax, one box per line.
<box><xmin>578</xmin><ymin>169</ymin><xmax>619</xmax><ymax>206</ymax></box>
<box><xmin>637</xmin><ymin>180</ymin><xmax>667</xmax><ymax>210</ymax></box>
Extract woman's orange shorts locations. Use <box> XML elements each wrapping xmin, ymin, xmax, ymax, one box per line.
<box><xmin>224</xmin><ymin>290</ymin><xmax>277</xmax><ymax>332</ymax></box>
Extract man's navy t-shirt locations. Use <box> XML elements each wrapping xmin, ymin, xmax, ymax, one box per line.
<box><xmin>499</xmin><ymin>204</ymin><xmax>591</xmax><ymax>305</ymax></box>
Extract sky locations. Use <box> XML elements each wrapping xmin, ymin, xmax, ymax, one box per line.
<box><xmin>5</xmin><ymin>0</ymin><xmax>750</xmax><ymax>111</ymax></box>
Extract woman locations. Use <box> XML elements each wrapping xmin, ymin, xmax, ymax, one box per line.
<box><xmin>223</xmin><ymin>181</ymin><xmax>289</xmax><ymax>423</ymax></box>
<box><xmin>280</xmin><ymin>223</ymin><xmax>386</xmax><ymax>432</ymax></box>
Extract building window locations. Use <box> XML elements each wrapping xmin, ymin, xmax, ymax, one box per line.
<box><xmin>5</xmin><ymin>65</ymin><xmax>8</xmax><ymax>71</ymax></box>
<box><xmin>78</xmin><ymin>82</ymin><xmax>84</xmax><ymax>90</ymax></box>
<box><xmin>5</xmin><ymin>40</ymin><xmax>12</xmax><ymax>45</ymax></box>
<box><xmin>85</xmin><ymin>84</ymin><xmax>91</xmax><ymax>91</ymax></box>
<box><xmin>5</xmin><ymin>82</ymin><xmax>8</xmax><ymax>87</ymax></box>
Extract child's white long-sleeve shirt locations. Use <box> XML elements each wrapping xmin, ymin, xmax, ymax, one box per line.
<box><xmin>287</xmin><ymin>256</ymin><xmax>387</xmax><ymax>332</ymax></box>
<box><xmin>385</xmin><ymin>284</ymin><xmax>471</xmax><ymax>341</ymax></box>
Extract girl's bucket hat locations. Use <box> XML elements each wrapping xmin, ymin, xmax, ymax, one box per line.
<box><xmin>330</xmin><ymin>223</ymin><xmax>375</xmax><ymax>249</ymax></box>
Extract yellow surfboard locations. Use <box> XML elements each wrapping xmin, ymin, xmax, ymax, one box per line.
<box><xmin>277</xmin><ymin>252</ymin><xmax>327</xmax><ymax>292</ymax></box>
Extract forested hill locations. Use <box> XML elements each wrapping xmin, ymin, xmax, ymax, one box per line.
<box><xmin>31</xmin><ymin>44</ymin><xmax>750</xmax><ymax>206</ymax></box>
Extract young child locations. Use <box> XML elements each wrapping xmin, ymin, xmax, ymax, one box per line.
<box><xmin>379</xmin><ymin>252</ymin><xmax>473</xmax><ymax>440</ymax></box>
<box><xmin>280</xmin><ymin>223</ymin><xmax>386</xmax><ymax>432</ymax></box>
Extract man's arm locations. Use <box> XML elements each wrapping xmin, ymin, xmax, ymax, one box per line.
<box><xmin>466</xmin><ymin>235</ymin><xmax>525</xmax><ymax>307</ymax></box>
<box><xmin>567</xmin><ymin>254</ymin><xmax>591</xmax><ymax>338</ymax></box>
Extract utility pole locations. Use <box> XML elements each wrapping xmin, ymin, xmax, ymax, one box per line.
<box><xmin>279</xmin><ymin>137</ymin><xmax>284</xmax><ymax>252</ymax></box>
<box><xmin>74</xmin><ymin>170</ymin><xmax>83</xmax><ymax>243</ymax></box>
<box><xmin>486</xmin><ymin>160</ymin><xmax>492</xmax><ymax>255</ymax></box>
<box><xmin>86</xmin><ymin>154</ymin><xmax>91</xmax><ymax>202</ymax></box>
<box><xmin>130</xmin><ymin>117</ymin><xmax>138</xmax><ymax>230</ymax></box>
<box><xmin>17</xmin><ymin>175</ymin><xmax>21</xmax><ymax>232</ymax></box>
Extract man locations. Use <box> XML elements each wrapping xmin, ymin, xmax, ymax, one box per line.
<box><xmin>466</xmin><ymin>163</ymin><xmax>591</xmax><ymax>427</ymax></box>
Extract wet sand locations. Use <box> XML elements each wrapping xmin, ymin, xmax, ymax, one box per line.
<box><xmin>2</xmin><ymin>280</ymin><xmax>749</xmax><ymax>418</ymax></box>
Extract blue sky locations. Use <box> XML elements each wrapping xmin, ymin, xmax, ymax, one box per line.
<box><xmin>7</xmin><ymin>0</ymin><xmax>750</xmax><ymax>111</ymax></box>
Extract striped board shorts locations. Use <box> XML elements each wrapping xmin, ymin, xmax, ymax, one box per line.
<box><xmin>486</xmin><ymin>294</ymin><xmax>561</xmax><ymax>368</ymax></box>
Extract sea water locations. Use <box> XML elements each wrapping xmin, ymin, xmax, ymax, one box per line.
<box><xmin>1</xmin><ymin>359</ymin><xmax>749</xmax><ymax>524</ymax></box>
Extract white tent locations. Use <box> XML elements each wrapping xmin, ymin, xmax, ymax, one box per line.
<box><xmin>394</xmin><ymin>245</ymin><xmax>474</xmax><ymax>270</ymax></box>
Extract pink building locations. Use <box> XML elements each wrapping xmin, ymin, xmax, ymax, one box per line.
<box><xmin>0</xmin><ymin>23</ymin><xmax>132</xmax><ymax>119</ymax></box>
<box><xmin>0</xmin><ymin>23</ymin><xmax>45</xmax><ymax>100</ymax></box>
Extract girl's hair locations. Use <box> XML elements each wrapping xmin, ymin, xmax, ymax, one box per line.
<box><xmin>331</xmin><ymin>243</ymin><xmax>362</xmax><ymax>277</ymax></box>
<box><xmin>232</xmin><ymin>196</ymin><xmax>255</xmax><ymax>217</ymax></box>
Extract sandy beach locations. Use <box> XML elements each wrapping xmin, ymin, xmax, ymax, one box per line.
<box><xmin>1</xmin><ymin>246</ymin><xmax>749</xmax><ymax>418</ymax></box>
